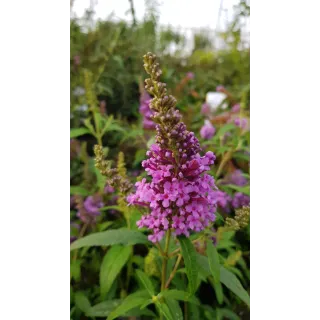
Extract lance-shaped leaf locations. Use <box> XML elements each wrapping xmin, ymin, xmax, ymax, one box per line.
<box><xmin>70</xmin><ymin>229</ymin><xmax>148</xmax><ymax>251</ymax></box>
<box><xmin>100</xmin><ymin>245</ymin><xmax>131</xmax><ymax>297</ymax></box>
<box><xmin>178</xmin><ymin>237</ymin><xmax>198</xmax><ymax>295</ymax></box>
<box><xmin>206</xmin><ymin>241</ymin><xmax>224</xmax><ymax>304</ymax></box>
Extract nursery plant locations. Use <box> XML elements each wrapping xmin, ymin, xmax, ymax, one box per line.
<box><xmin>70</xmin><ymin>52</ymin><xmax>250</xmax><ymax>320</ymax></box>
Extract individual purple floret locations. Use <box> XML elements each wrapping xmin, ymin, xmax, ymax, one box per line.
<box><xmin>200</xmin><ymin>120</ymin><xmax>216</xmax><ymax>140</ymax></box>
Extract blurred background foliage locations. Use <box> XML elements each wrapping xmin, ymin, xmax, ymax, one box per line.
<box><xmin>71</xmin><ymin>0</ymin><xmax>249</xmax><ymax>123</ymax></box>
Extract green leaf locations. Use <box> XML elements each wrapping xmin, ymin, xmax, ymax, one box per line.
<box><xmin>156</xmin><ymin>302</ymin><xmax>174</xmax><ymax>320</ymax></box>
<box><xmin>227</xmin><ymin>184</ymin><xmax>250</xmax><ymax>195</ymax></box>
<box><xmin>83</xmin><ymin>118</ymin><xmax>96</xmax><ymax>136</ymax></box>
<box><xmin>196</xmin><ymin>253</ymin><xmax>211</xmax><ymax>277</ymax></box>
<box><xmin>93</xmin><ymin>165</ymin><xmax>106</xmax><ymax>191</ymax></box>
<box><xmin>206</xmin><ymin>241</ymin><xmax>223</xmax><ymax>304</ymax></box>
<box><xmin>74</xmin><ymin>292</ymin><xmax>91</xmax><ymax>313</ymax></box>
<box><xmin>107</xmin><ymin>291</ymin><xmax>150</xmax><ymax>320</ymax></box>
<box><xmin>136</xmin><ymin>269</ymin><xmax>155</xmax><ymax>297</ymax></box>
<box><xmin>86</xmin><ymin>300</ymin><xmax>121</xmax><ymax>317</ymax></box>
<box><xmin>217</xmin><ymin>308</ymin><xmax>241</xmax><ymax>320</ymax></box>
<box><xmin>217</xmin><ymin>123</ymin><xmax>236</xmax><ymax>138</ymax></box>
<box><xmin>220</xmin><ymin>266</ymin><xmax>250</xmax><ymax>307</ymax></box>
<box><xmin>70</xmin><ymin>260</ymin><xmax>81</xmax><ymax>282</ymax></box>
<box><xmin>100</xmin><ymin>245</ymin><xmax>131</xmax><ymax>297</ymax></box>
<box><xmin>100</xmin><ymin>205</ymin><xmax>122</xmax><ymax>212</ymax></box>
<box><xmin>160</xmin><ymin>289</ymin><xmax>199</xmax><ymax>305</ymax></box>
<box><xmin>140</xmin><ymin>299</ymin><xmax>153</xmax><ymax>310</ymax></box>
<box><xmin>188</xmin><ymin>302</ymin><xmax>201</xmax><ymax>320</ymax></box>
<box><xmin>86</xmin><ymin>299</ymin><xmax>155</xmax><ymax>318</ymax></box>
<box><xmin>216</xmin><ymin>240</ymin><xmax>236</xmax><ymax>250</ymax></box>
<box><xmin>98</xmin><ymin>221</ymin><xmax>113</xmax><ymax>232</ymax></box>
<box><xmin>70</xmin><ymin>128</ymin><xmax>91</xmax><ymax>138</ymax></box>
<box><xmin>70</xmin><ymin>186</ymin><xmax>90</xmax><ymax>196</ymax></box>
<box><xmin>125</xmin><ymin>307</ymin><xmax>156</xmax><ymax>317</ymax></box>
<box><xmin>70</xmin><ymin>229</ymin><xmax>148</xmax><ymax>251</ymax></box>
<box><xmin>178</xmin><ymin>237</ymin><xmax>198</xmax><ymax>295</ymax></box>
<box><xmin>166</xmin><ymin>299</ymin><xmax>183</xmax><ymax>320</ymax></box>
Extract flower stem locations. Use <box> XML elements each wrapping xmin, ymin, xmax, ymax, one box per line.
<box><xmin>165</xmin><ymin>254</ymin><xmax>182</xmax><ymax>289</ymax></box>
<box><xmin>161</xmin><ymin>229</ymin><xmax>171</xmax><ymax>291</ymax></box>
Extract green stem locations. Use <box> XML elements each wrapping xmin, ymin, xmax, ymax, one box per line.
<box><xmin>161</xmin><ymin>229</ymin><xmax>171</xmax><ymax>291</ymax></box>
<box><xmin>165</xmin><ymin>254</ymin><xmax>182</xmax><ymax>289</ymax></box>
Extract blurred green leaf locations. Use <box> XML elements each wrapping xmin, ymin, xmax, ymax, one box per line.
<box><xmin>206</xmin><ymin>241</ymin><xmax>224</xmax><ymax>304</ymax></box>
<box><xmin>107</xmin><ymin>290</ymin><xmax>150</xmax><ymax>320</ymax></box>
<box><xmin>160</xmin><ymin>290</ymin><xmax>199</xmax><ymax>304</ymax></box>
<box><xmin>74</xmin><ymin>292</ymin><xmax>91</xmax><ymax>313</ymax></box>
<box><xmin>70</xmin><ymin>128</ymin><xmax>91</xmax><ymax>138</ymax></box>
<box><xmin>217</xmin><ymin>308</ymin><xmax>241</xmax><ymax>320</ymax></box>
<box><xmin>227</xmin><ymin>184</ymin><xmax>250</xmax><ymax>195</ymax></box>
<box><xmin>83</xmin><ymin>119</ymin><xmax>96</xmax><ymax>136</ymax></box>
<box><xmin>166</xmin><ymin>299</ymin><xmax>183</xmax><ymax>320</ymax></box>
<box><xmin>216</xmin><ymin>123</ymin><xmax>237</xmax><ymax>138</ymax></box>
<box><xmin>178</xmin><ymin>237</ymin><xmax>198</xmax><ymax>295</ymax></box>
<box><xmin>70</xmin><ymin>260</ymin><xmax>81</xmax><ymax>282</ymax></box>
<box><xmin>70</xmin><ymin>229</ymin><xmax>148</xmax><ymax>251</ymax></box>
<box><xmin>156</xmin><ymin>302</ymin><xmax>174</xmax><ymax>320</ymax></box>
<box><xmin>70</xmin><ymin>186</ymin><xmax>90</xmax><ymax>196</ymax></box>
<box><xmin>220</xmin><ymin>266</ymin><xmax>250</xmax><ymax>307</ymax></box>
<box><xmin>100</xmin><ymin>245</ymin><xmax>131</xmax><ymax>297</ymax></box>
<box><xmin>86</xmin><ymin>300</ymin><xmax>121</xmax><ymax>317</ymax></box>
<box><xmin>136</xmin><ymin>269</ymin><xmax>155</xmax><ymax>297</ymax></box>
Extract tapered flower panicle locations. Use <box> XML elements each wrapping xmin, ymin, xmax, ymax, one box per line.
<box><xmin>127</xmin><ymin>53</ymin><xmax>219</xmax><ymax>242</ymax></box>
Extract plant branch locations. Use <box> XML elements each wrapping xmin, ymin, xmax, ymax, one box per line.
<box><xmin>165</xmin><ymin>254</ymin><xmax>182</xmax><ymax>289</ymax></box>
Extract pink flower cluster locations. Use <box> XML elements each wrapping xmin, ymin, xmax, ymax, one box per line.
<box><xmin>139</xmin><ymin>91</ymin><xmax>156</xmax><ymax>129</ymax></box>
<box><xmin>128</xmin><ymin>143</ymin><xmax>218</xmax><ymax>242</ymax></box>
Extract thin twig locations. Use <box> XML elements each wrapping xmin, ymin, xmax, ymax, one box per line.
<box><xmin>165</xmin><ymin>254</ymin><xmax>182</xmax><ymax>289</ymax></box>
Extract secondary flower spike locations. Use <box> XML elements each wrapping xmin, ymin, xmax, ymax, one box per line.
<box><xmin>127</xmin><ymin>52</ymin><xmax>219</xmax><ymax>242</ymax></box>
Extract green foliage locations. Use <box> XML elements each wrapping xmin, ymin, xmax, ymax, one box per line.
<box><xmin>100</xmin><ymin>245</ymin><xmax>131</xmax><ymax>297</ymax></box>
<box><xmin>70</xmin><ymin>229</ymin><xmax>148</xmax><ymax>250</ymax></box>
<box><xmin>178</xmin><ymin>237</ymin><xmax>198</xmax><ymax>295</ymax></box>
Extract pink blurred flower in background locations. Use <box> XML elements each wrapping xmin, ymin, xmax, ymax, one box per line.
<box><xmin>200</xmin><ymin>120</ymin><xmax>216</xmax><ymax>140</ymax></box>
